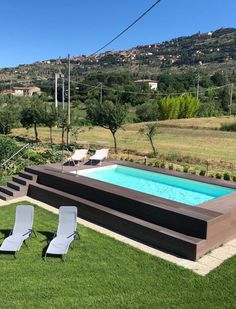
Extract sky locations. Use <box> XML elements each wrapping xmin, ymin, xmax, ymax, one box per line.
<box><xmin>0</xmin><ymin>0</ymin><xmax>236</xmax><ymax>68</ymax></box>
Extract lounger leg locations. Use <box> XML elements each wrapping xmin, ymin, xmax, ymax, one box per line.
<box><xmin>62</xmin><ymin>255</ymin><xmax>66</xmax><ymax>262</ymax></box>
<box><xmin>24</xmin><ymin>240</ymin><xmax>28</xmax><ymax>248</ymax></box>
<box><xmin>32</xmin><ymin>229</ymin><xmax>37</xmax><ymax>238</ymax></box>
<box><xmin>44</xmin><ymin>253</ymin><xmax>47</xmax><ymax>261</ymax></box>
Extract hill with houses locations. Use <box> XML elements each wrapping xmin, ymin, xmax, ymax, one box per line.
<box><xmin>0</xmin><ymin>27</ymin><xmax>235</xmax><ymax>85</ymax></box>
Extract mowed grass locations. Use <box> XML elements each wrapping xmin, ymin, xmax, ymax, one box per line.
<box><xmin>0</xmin><ymin>202</ymin><xmax>236</xmax><ymax>309</ymax></box>
<box><xmin>11</xmin><ymin>116</ymin><xmax>236</xmax><ymax>165</ymax></box>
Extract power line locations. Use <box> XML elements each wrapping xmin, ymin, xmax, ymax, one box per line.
<box><xmin>76</xmin><ymin>81</ymin><xmax>232</xmax><ymax>97</ymax></box>
<box><xmin>90</xmin><ymin>0</ymin><xmax>162</xmax><ymax>56</ymax></box>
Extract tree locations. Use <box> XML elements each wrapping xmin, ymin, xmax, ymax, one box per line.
<box><xmin>158</xmin><ymin>95</ymin><xmax>200</xmax><ymax>120</ymax></box>
<box><xmin>139</xmin><ymin>123</ymin><xmax>159</xmax><ymax>155</ymax></box>
<box><xmin>20</xmin><ymin>100</ymin><xmax>43</xmax><ymax>142</ymax></box>
<box><xmin>0</xmin><ymin>105</ymin><xmax>18</xmax><ymax>135</ymax></box>
<box><xmin>43</xmin><ymin>104</ymin><xmax>58</xmax><ymax>145</ymax></box>
<box><xmin>136</xmin><ymin>102</ymin><xmax>159</xmax><ymax>122</ymax></box>
<box><xmin>57</xmin><ymin>108</ymin><xmax>68</xmax><ymax>146</ymax></box>
<box><xmin>87</xmin><ymin>100</ymin><xmax>127</xmax><ymax>153</ymax></box>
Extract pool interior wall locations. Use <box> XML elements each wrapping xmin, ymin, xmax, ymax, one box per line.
<box><xmin>25</xmin><ymin>161</ymin><xmax>236</xmax><ymax>261</ymax></box>
<box><xmin>75</xmin><ymin>165</ymin><xmax>235</xmax><ymax>206</ymax></box>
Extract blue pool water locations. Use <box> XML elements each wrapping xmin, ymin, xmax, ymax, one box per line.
<box><xmin>76</xmin><ymin>165</ymin><xmax>235</xmax><ymax>206</ymax></box>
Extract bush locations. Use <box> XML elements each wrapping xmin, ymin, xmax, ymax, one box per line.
<box><xmin>183</xmin><ymin>166</ymin><xmax>189</xmax><ymax>173</ymax></box>
<box><xmin>199</xmin><ymin>170</ymin><xmax>206</xmax><ymax>176</ymax></box>
<box><xmin>233</xmin><ymin>175</ymin><xmax>236</xmax><ymax>182</ymax></box>
<box><xmin>136</xmin><ymin>103</ymin><xmax>159</xmax><ymax>122</ymax></box>
<box><xmin>154</xmin><ymin>162</ymin><xmax>160</xmax><ymax>168</ymax></box>
<box><xmin>168</xmin><ymin>164</ymin><xmax>174</xmax><ymax>170</ymax></box>
<box><xmin>160</xmin><ymin>162</ymin><xmax>165</xmax><ymax>169</ymax></box>
<box><xmin>220</xmin><ymin>122</ymin><xmax>236</xmax><ymax>132</ymax></box>
<box><xmin>209</xmin><ymin>174</ymin><xmax>215</xmax><ymax>178</ymax></box>
<box><xmin>158</xmin><ymin>94</ymin><xmax>200</xmax><ymax>120</ymax></box>
<box><xmin>223</xmin><ymin>173</ymin><xmax>231</xmax><ymax>181</ymax></box>
<box><xmin>191</xmin><ymin>170</ymin><xmax>196</xmax><ymax>175</ymax></box>
<box><xmin>0</xmin><ymin>136</ymin><xmax>20</xmax><ymax>164</ymax></box>
<box><xmin>215</xmin><ymin>173</ymin><xmax>222</xmax><ymax>179</ymax></box>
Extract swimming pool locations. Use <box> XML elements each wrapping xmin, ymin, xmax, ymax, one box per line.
<box><xmin>76</xmin><ymin>165</ymin><xmax>235</xmax><ymax>206</ymax></box>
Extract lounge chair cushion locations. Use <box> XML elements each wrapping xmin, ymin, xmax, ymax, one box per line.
<box><xmin>0</xmin><ymin>235</ymin><xmax>24</xmax><ymax>252</ymax></box>
<box><xmin>46</xmin><ymin>236</ymin><xmax>74</xmax><ymax>255</ymax></box>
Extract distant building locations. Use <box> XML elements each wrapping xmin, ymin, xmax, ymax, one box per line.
<box><xmin>134</xmin><ymin>80</ymin><xmax>158</xmax><ymax>91</ymax></box>
<box><xmin>1</xmin><ymin>89</ymin><xmax>15</xmax><ymax>95</ymax></box>
<box><xmin>12</xmin><ymin>86</ymin><xmax>41</xmax><ymax>96</ymax></box>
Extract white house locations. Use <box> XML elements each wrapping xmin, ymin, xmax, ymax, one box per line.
<box><xmin>134</xmin><ymin>80</ymin><xmax>158</xmax><ymax>91</ymax></box>
<box><xmin>12</xmin><ymin>86</ymin><xmax>41</xmax><ymax>96</ymax></box>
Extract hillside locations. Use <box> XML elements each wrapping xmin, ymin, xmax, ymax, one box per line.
<box><xmin>0</xmin><ymin>28</ymin><xmax>235</xmax><ymax>85</ymax></box>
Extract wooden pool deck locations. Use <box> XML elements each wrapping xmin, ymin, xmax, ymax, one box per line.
<box><xmin>10</xmin><ymin>160</ymin><xmax>236</xmax><ymax>261</ymax></box>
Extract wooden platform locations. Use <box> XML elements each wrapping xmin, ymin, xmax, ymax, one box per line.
<box><xmin>20</xmin><ymin>160</ymin><xmax>236</xmax><ymax>261</ymax></box>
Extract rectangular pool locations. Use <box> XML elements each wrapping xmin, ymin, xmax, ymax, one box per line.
<box><xmin>75</xmin><ymin>165</ymin><xmax>235</xmax><ymax>206</ymax></box>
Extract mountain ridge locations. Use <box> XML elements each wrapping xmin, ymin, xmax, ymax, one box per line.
<box><xmin>0</xmin><ymin>27</ymin><xmax>235</xmax><ymax>83</ymax></box>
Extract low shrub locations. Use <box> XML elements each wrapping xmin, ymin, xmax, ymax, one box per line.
<box><xmin>168</xmin><ymin>164</ymin><xmax>174</xmax><ymax>170</ymax></box>
<box><xmin>183</xmin><ymin>166</ymin><xmax>189</xmax><ymax>173</ymax></box>
<box><xmin>209</xmin><ymin>174</ymin><xmax>215</xmax><ymax>178</ymax></box>
<box><xmin>199</xmin><ymin>170</ymin><xmax>206</xmax><ymax>176</ymax></box>
<box><xmin>191</xmin><ymin>170</ymin><xmax>196</xmax><ymax>175</ymax></box>
<box><xmin>233</xmin><ymin>175</ymin><xmax>236</xmax><ymax>182</ymax></box>
<box><xmin>160</xmin><ymin>162</ymin><xmax>165</xmax><ymax>169</ymax></box>
<box><xmin>215</xmin><ymin>173</ymin><xmax>222</xmax><ymax>179</ymax></box>
<box><xmin>223</xmin><ymin>173</ymin><xmax>230</xmax><ymax>181</ymax></box>
<box><xmin>154</xmin><ymin>162</ymin><xmax>160</xmax><ymax>168</ymax></box>
<box><xmin>220</xmin><ymin>122</ymin><xmax>236</xmax><ymax>132</ymax></box>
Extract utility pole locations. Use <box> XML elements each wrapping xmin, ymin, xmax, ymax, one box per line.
<box><xmin>196</xmin><ymin>73</ymin><xmax>200</xmax><ymax>100</ymax></box>
<box><xmin>229</xmin><ymin>83</ymin><xmax>234</xmax><ymax>115</ymax></box>
<box><xmin>62</xmin><ymin>77</ymin><xmax>65</xmax><ymax>110</ymax></box>
<box><xmin>100</xmin><ymin>82</ymin><xmax>103</xmax><ymax>104</ymax></box>
<box><xmin>55</xmin><ymin>73</ymin><xmax>58</xmax><ymax>108</ymax></box>
<box><xmin>67</xmin><ymin>54</ymin><xmax>71</xmax><ymax>145</ymax></box>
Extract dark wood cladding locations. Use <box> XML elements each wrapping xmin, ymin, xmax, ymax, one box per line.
<box><xmin>25</xmin><ymin>161</ymin><xmax>236</xmax><ymax>261</ymax></box>
<box><xmin>28</xmin><ymin>183</ymin><xmax>200</xmax><ymax>260</ymax></box>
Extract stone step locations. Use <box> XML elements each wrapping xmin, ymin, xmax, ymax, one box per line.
<box><xmin>0</xmin><ymin>186</ymin><xmax>17</xmax><ymax>196</ymax></box>
<box><xmin>12</xmin><ymin>176</ymin><xmax>28</xmax><ymax>185</ymax></box>
<box><xmin>7</xmin><ymin>181</ymin><xmax>21</xmax><ymax>191</ymax></box>
<box><xmin>19</xmin><ymin>171</ymin><xmax>37</xmax><ymax>181</ymax></box>
<box><xmin>0</xmin><ymin>191</ymin><xmax>14</xmax><ymax>201</ymax></box>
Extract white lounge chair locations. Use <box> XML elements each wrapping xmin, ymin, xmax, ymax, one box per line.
<box><xmin>90</xmin><ymin>148</ymin><xmax>109</xmax><ymax>165</ymax></box>
<box><xmin>0</xmin><ymin>205</ymin><xmax>35</xmax><ymax>257</ymax></box>
<box><xmin>44</xmin><ymin>206</ymin><xmax>79</xmax><ymax>261</ymax></box>
<box><xmin>68</xmin><ymin>149</ymin><xmax>88</xmax><ymax>166</ymax></box>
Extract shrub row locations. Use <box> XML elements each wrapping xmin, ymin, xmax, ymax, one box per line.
<box><xmin>119</xmin><ymin>157</ymin><xmax>236</xmax><ymax>182</ymax></box>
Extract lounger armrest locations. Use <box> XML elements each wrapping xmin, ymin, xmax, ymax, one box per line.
<box><xmin>22</xmin><ymin>229</ymin><xmax>32</xmax><ymax>237</ymax></box>
<box><xmin>67</xmin><ymin>231</ymin><xmax>77</xmax><ymax>239</ymax></box>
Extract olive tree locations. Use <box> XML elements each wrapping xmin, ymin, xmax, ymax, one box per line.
<box><xmin>20</xmin><ymin>99</ymin><xmax>44</xmax><ymax>142</ymax></box>
<box><xmin>139</xmin><ymin>122</ymin><xmax>159</xmax><ymax>155</ymax></box>
<box><xmin>87</xmin><ymin>100</ymin><xmax>127</xmax><ymax>153</ymax></box>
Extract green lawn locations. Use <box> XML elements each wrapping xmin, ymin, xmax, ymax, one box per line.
<box><xmin>0</xmin><ymin>202</ymin><xmax>236</xmax><ymax>309</ymax></box>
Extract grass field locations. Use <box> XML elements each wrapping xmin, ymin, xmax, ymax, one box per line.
<box><xmin>0</xmin><ymin>202</ymin><xmax>236</xmax><ymax>309</ymax></box>
<box><xmin>11</xmin><ymin>116</ymin><xmax>236</xmax><ymax>173</ymax></box>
